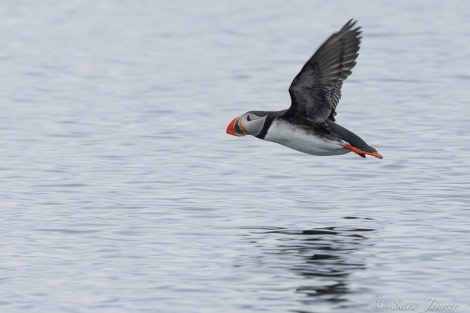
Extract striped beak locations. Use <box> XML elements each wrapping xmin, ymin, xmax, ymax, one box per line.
<box><xmin>226</xmin><ymin>116</ymin><xmax>246</xmax><ymax>136</ymax></box>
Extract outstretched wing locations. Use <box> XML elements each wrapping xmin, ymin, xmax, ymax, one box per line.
<box><xmin>287</xmin><ymin>19</ymin><xmax>361</xmax><ymax>123</ymax></box>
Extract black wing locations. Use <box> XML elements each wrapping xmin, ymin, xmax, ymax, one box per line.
<box><xmin>286</xmin><ymin>19</ymin><xmax>361</xmax><ymax>123</ymax></box>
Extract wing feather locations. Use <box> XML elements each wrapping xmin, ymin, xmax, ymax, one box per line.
<box><xmin>287</xmin><ymin>19</ymin><xmax>361</xmax><ymax>123</ymax></box>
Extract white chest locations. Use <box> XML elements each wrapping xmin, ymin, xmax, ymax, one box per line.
<box><xmin>263</xmin><ymin>120</ymin><xmax>348</xmax><ymax>156</ymax></box>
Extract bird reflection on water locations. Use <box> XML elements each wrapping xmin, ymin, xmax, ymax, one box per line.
<box><xmin>242</xmin><ymin>218</ymin><xmax>375</xmax><ymax>308</ymax></box>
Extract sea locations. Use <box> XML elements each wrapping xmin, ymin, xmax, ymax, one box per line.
<box><xmin>1</xmin><ymin>1</ymin><xmax>469</xmax><ymax>312</ymax></box>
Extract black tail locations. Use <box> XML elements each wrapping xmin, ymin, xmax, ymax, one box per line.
<box><xmin>327</xmin><ymin>121</ymin><xmax>377</xmax><ymax>154</ymax></box>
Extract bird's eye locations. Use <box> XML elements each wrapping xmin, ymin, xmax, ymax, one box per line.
<box><xmin>246</xmin><ymin>115</ymin><xmax>252</xmax><ymax>122</ymax></box>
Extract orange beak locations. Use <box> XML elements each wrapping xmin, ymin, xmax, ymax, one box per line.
<box><xmin>226</xmin><ymin>116</ymin><xmax>246</xmax><ymax>136</ymax></box>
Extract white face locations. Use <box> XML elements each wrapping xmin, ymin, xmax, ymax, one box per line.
<box><xmin>238</xmin><ymin>112</ymin><xmax>268</xmax><ymax>136</ymax></box>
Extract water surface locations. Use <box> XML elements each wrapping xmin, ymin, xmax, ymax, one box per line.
<box><xmin>1</xmin><ymin>1</ymin><xmax>469</xmax><ymax>312</ymax></box>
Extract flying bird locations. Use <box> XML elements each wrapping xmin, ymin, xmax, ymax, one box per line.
<box><xmin>226</xmin><ymin>20</ymin><xmax>382</xmax><ymax>159</ymax></box>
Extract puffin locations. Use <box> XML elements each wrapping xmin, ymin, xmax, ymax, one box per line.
<box><xmin>226</xmin><ymin>19</ymin><xmax>383</xmax><ymax>159</ymax></box>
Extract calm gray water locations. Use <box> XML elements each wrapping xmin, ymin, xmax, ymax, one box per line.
<box><xmin>1</xmin><ymin>1</ymin><xmax>469</xmax><ymax>312</ymax></box>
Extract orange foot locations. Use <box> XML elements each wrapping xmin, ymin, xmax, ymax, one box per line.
<box><xmin>344</xmin><ymin>144</ymin><xmax>383</xmax><ymax>159</ymax></box>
